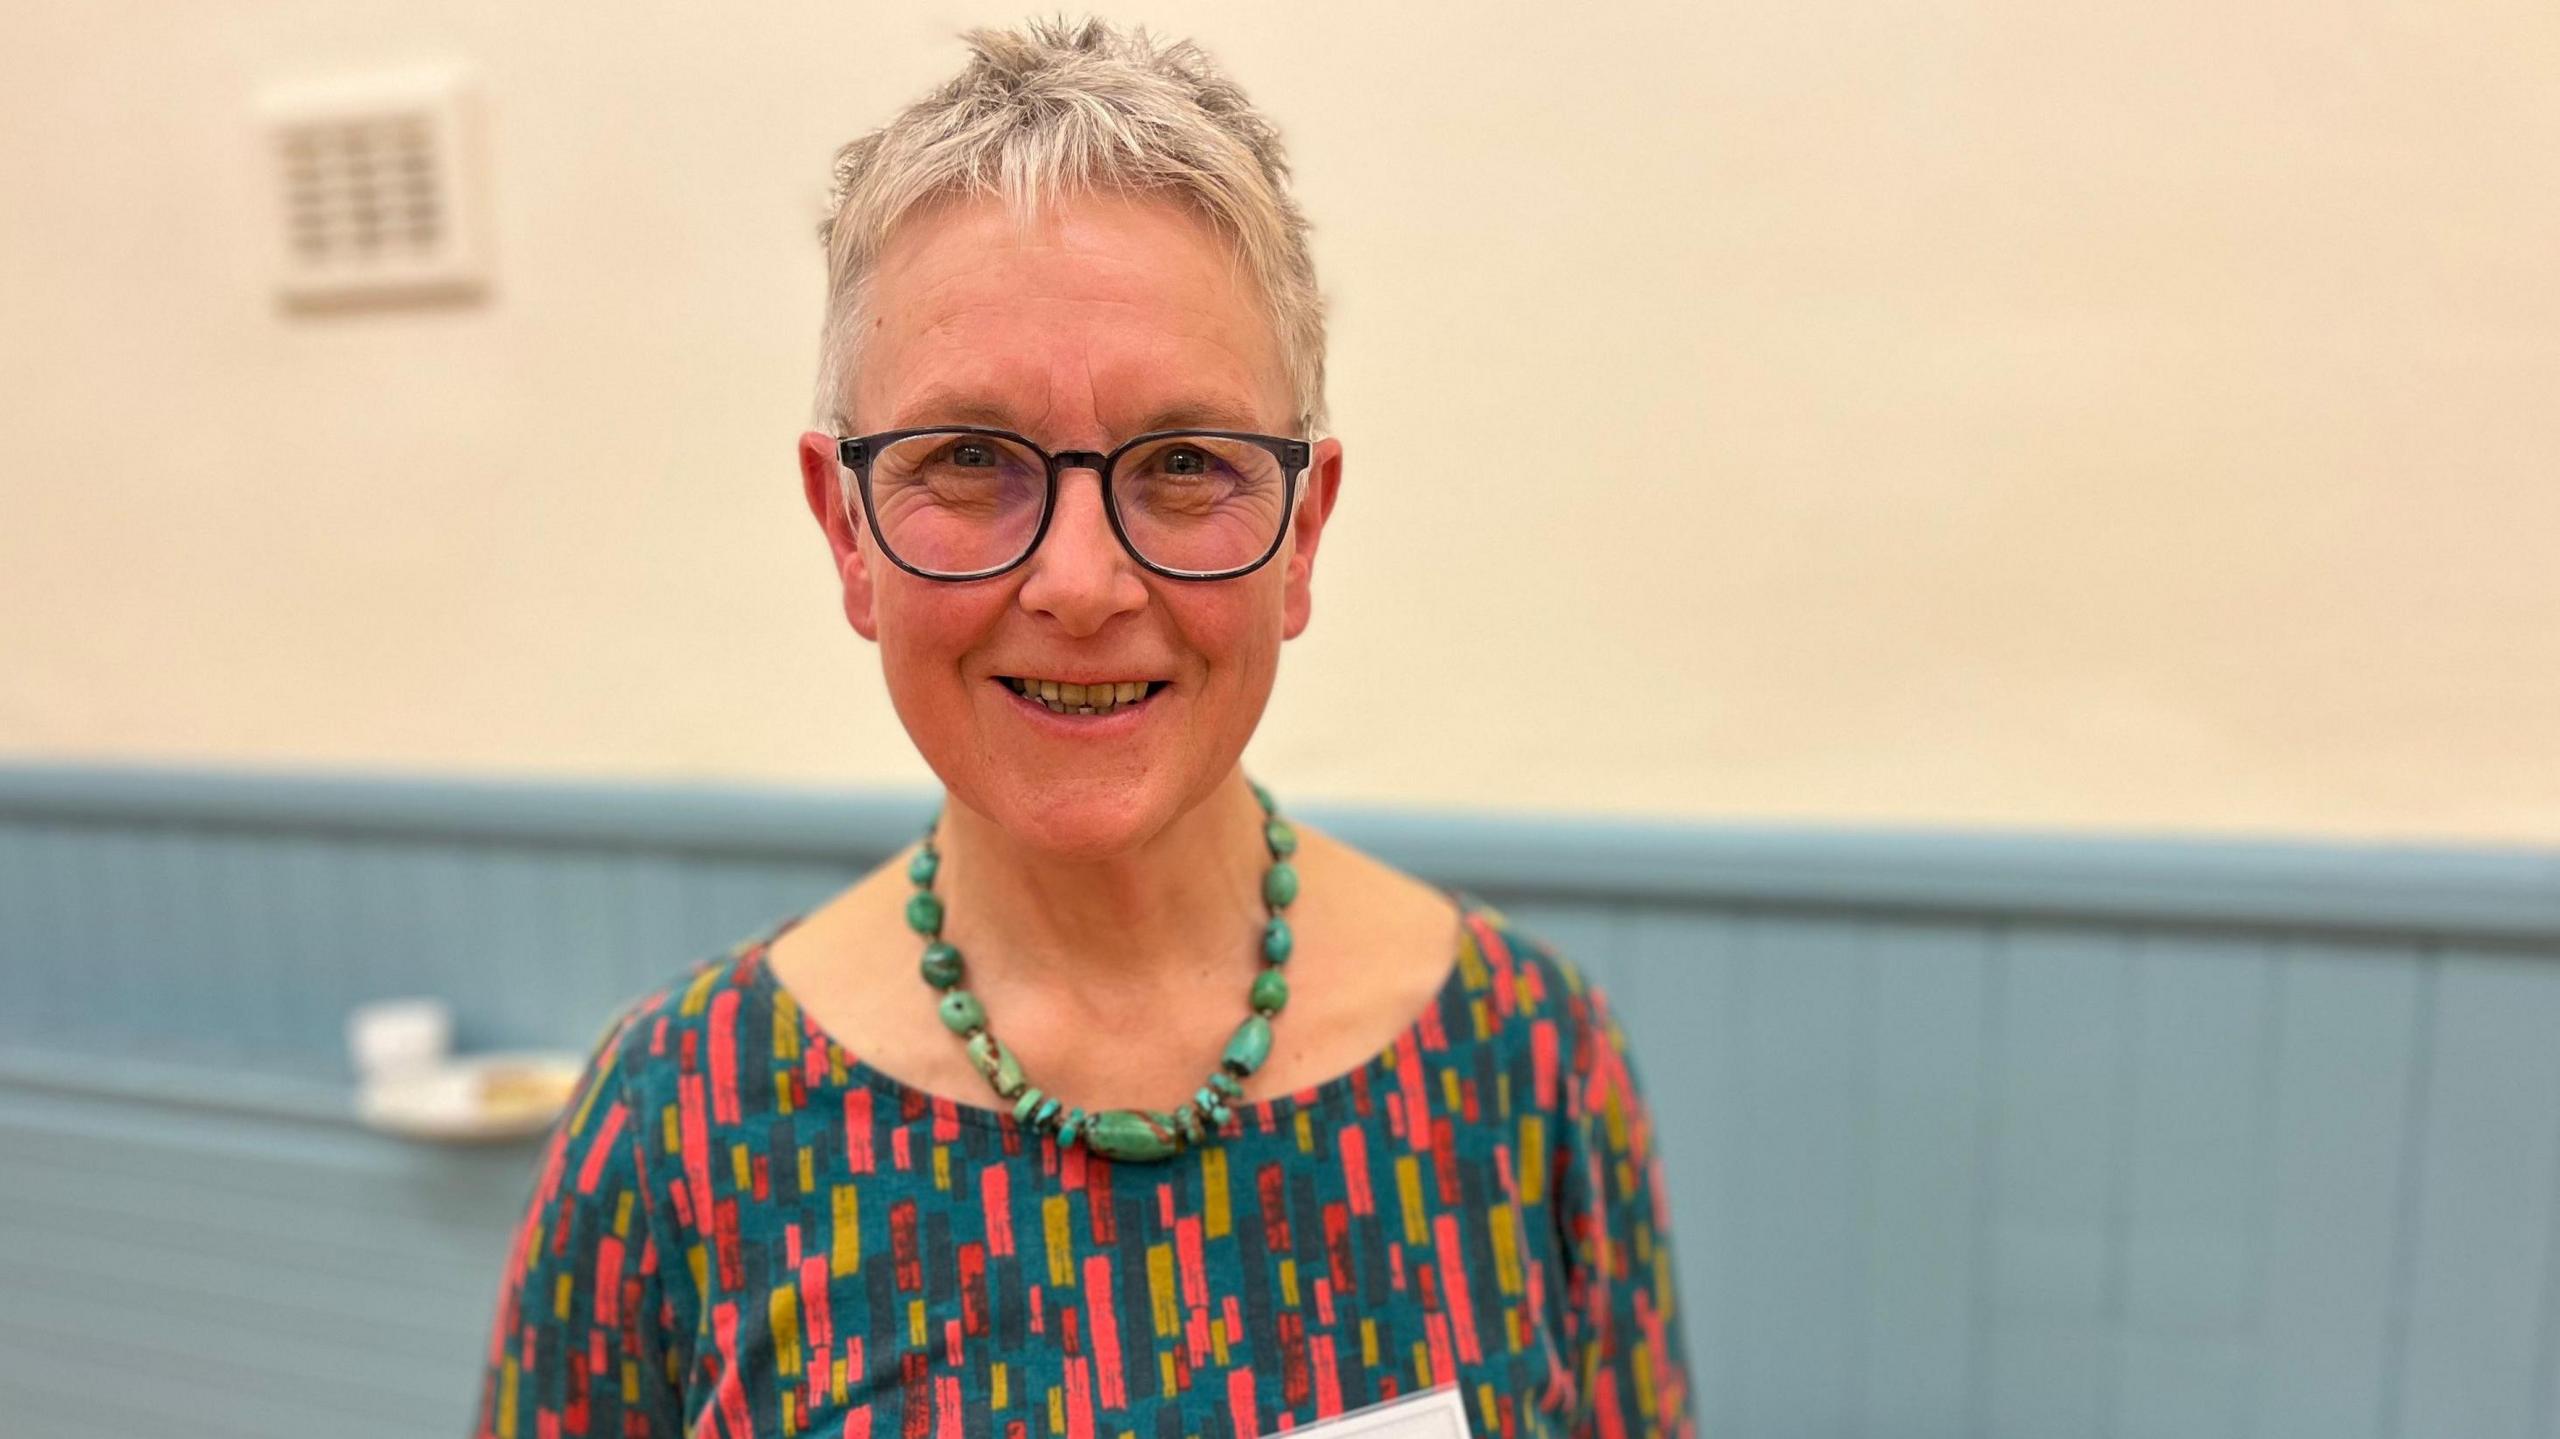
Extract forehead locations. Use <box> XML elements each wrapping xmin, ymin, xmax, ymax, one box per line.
<box><xmin>855</xmin><ymin>190</ymin><xmax>1289</xmax><ymax>436</ymax></box>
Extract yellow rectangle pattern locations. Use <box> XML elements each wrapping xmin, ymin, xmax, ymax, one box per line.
<box><xmin>1044</xmin><ymin>1195</ymin><xmax>1075</xmax><ymax>1287</ymax></box>
<box><xmin>1202</xmin><ymin>1147</ymin><xmax>1230</xmax><ymax>1238</ymax></box>
<box><xmin>771</xmin><ymin>1285</ymin><xmax>802</xmax><ymax>1376</ymax></box>
<box><xmin>1396</xmin><ymin>1155</ymin><xmax>1428</xmax><ymax>1245</ymax></box>
<box><xmin>1146</xmin><ymin>1243</ymin><xmax>1179</xmax><ymax>1337</ymax></box>
<box><xmin>831</xmin><ymin>1184</ymin><xmax>860</xmax><ymax>1276</ymax></box>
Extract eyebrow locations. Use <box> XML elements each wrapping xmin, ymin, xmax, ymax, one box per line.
<box><xmin>888</xmin><ymin>389</ymin><xmax>1270</xmax><ymax>437</ymax></box>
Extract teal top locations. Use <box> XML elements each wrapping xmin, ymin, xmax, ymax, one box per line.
<box><xmin>472</xmin><ymin>891</ymin><xmax>1696</xmax><ymax>1438</ymax></box>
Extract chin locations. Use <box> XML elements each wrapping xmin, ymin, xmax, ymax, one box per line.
<box><xmin>968</xmin><ymin>771</ymin><xmax>1184</xmax><ymax>858</ymax></box>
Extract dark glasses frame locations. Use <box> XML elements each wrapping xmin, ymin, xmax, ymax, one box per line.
<box><xmin>835</xmin><ymin>425</ymin><xmax>1314</xmax><ymax>582</ymax></box>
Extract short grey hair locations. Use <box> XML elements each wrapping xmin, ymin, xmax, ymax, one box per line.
<box><xmin>811</xmin><ymin>15</ymin><xmax>1330</xmax><ymax>438</ymax></box>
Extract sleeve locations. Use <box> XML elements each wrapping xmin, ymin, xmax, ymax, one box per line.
<box><xmin>471</xmin><ymin>1003</ymin><xmax>692</xmax><ymax>1439</ymax></box>
<box><xmin>1556</xmin><ymin>971</ymin><xmax>1700</xmax><ymax>1439</ymax></box>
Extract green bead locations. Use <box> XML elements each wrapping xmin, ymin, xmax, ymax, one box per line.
<box><xmin>965</xmin><ymin>1030</ymin><xmax>1025</xmax><ymax>1098</ymax></box>
<box><xmin>1262</xmin><ymin>863</ymin><xmax>1298</xmax><ymax>908</ymax></box>
<box><xmin>1209</xmin><ymin>1102</ymin><xmax>1234</xmax><ymax>1128</ymax></box>
<box><xmin>1057</xmin><ymin>1109</ymin><xmax>1087</xmax><ymax>1148</ymax></box>
<box><xmin>907</xmin><ymin>847</ymin><xmax>940</xmax><ymax>887</ymax></box>
<box><xmin>937</xmin><ymin>990</ymin><xmax>983</xmax><ymax>1035</ymax></box>
<box><xmin>919</xmin><ymin>942</ymin><xmax>964</xmax><ymax>989</ymax></box>
<box><xmin>905</xmin><ymin>892</ymin><xmax>944</xmax><ymax>937</ymax></box>
<box><xmin>1263</xmin><ymin>819</ymin><xmax>1297</xmax><ymax>857</ymax></box>
<box><xmin>1251</xmin><ymin>967</ymin><xmax>1289</xmax><ymax>1015</ymax></box>
<box><xmin>1032</xmin><ymin>1096</ymin><xmax>1063</xmax><ymax>1130</ymax></box>
<box><xmin>1262</xmin><ymin>916</ymin><xmax>1293</xmax><ymax>965</ymax></box>
<box><xmin>1222</xmin><ymin>1014</ymin><xmax>1273</xmax><ymax>1075</ymax></box>
<box><xmin>1209</xmin><ymin>1071</ymin><xmax>1244</xmax><ymax>1100</ymax></box>
<box><xmin>1248</xmin><ymin>779</ymin><xmax>1276</xmax><ymax>815</ymax></box>
<box><xmin>1172</xmin><ymin>1106</ymin><xmax>1203</xmax><ymax>1146</ymax></box>
<box><xmin>1085</xmin><ymin>1109</ymin><xmax>1181</xmax><ymax>1162</ymax></box>
<box><xmin>1194</xmin><ymin>1085</ymin><xmax>1222</xmax><ymax>1117</ymax></box>
<box><xmin>1013</xmin><ymin>1086</ymin><xmax>1046</xmax><ymax>1124</ymax></box>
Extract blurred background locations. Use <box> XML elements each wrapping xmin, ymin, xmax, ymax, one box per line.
<box><xmin>1</xmin><ymin>2</ymin><xmax>2555</xmax><ymax>1437</ymax></box>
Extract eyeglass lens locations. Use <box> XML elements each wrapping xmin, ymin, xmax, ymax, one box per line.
<box><xmin>866</xmin><ymin>431</ymin><xmax>1290</xmax><ymax>576</ymax></box>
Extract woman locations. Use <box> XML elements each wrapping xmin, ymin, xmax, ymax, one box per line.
<box><xmin>474</xmin><ymin>18</ymin><xmax>1693</xmax><ymax>1438</ymax></box>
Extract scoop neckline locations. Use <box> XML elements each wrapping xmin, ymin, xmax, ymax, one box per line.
<box><xmin>733</xmin><ymin>885</ymin><xmax>1497</xmax><ymax>1138</ymax></box>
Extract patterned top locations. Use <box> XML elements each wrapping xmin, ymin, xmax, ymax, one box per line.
<box><xmin>473</xmin><ymin>890</ymin><xmax>1696</xmax><ymax>1439</ymax></box>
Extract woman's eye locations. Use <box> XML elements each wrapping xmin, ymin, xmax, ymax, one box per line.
<box><xmin>1161</xmin><ymin>447</ymin><xmax>1211</xmax><ymax>475</ymax></box>
<box><xmin>949</xmin><ymin>442</ymin><xmax>998</xmax><ymax>467</ymax></box>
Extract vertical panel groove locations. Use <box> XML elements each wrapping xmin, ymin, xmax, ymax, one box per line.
<box><xmin>2529</xmin><ymin>1060</ymin><xmax>2560</xmax><ymax>1439</ymax></box>
<box><xmin>1726</xmin><ymin>911</ymin><xmax>1759</xmax><ymax>1436</ymax></box>
<box><xmin>1850</xmin><ymin>919</ymin><xmax>1877</xmax><ymax>1439</ymax></box>
<box><xmin>2100</xmin><ymin>936</ymin><xmax>2142</xmax><ymax>1439</ymax></box>
<box><xmin>1966</xmin><ymin>920</ymin><xmax>2010</xmax><ymax>1437</ymax></box>
<box><xmin>2239</xmin><ymin>941</ymin><xmax>2291</xmax><ymax>1439</ymax></box>
<box><xmin>1712</xmin><ymin>904</ymin><xmax>1749</xmax><ymax>1439</ymax></box>
<box><xmin>2376</xmin><ymin>949</ymin><xmax>2441</xmax><ymax>1439</ymax></box>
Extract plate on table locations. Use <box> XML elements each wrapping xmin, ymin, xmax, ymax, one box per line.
<box><xmin>355</xmin><ymin>1050</ymin><xmax>585</xmax><ymax>1142</ymax></box>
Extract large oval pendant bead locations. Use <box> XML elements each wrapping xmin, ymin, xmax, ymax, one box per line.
<box><xmin>919</xmin><ymin>942</ymin><xmax>964</xmax><ymax>989</ymax></box>
<box><xmin>1251</xmin><ymin>968</ymin><xmax>1289</xmax><ymax>1015</ymax></box>
<box><xmin>1262</xmin><ymin>863</ymin><xmax>1298</xmax><ymax>908</ymax></box>
<box><xmin>1262</xmin><ymin>916</ymin><xmax>1293</xmax><ymax>965</ymax></box>
<box><xmin>1263</xmin><ymin>819</ymin><xmax>1297</xmax><ymax>857</ymax></box>
<box><xmin>1222</xmin><ymin>1014</ymin><xmax>1273</xmax><ymax>1075</ymax></box>
<box><xmin>907</xmin><ymin>848</ymin><xmax>939</xmax><ymax>887</ymax></box>
<box><xmin>904</xmin><ymin>892</ymin><xmax>945</xmax><ymax>937</ymax></box>
<box><xmin>1085</xmin><ymin>1109</ymin><xmax>1182</xmax><ymax>1162</ymax></box>
<box><xmin>937</xmin><ymin>990</ymin><xmax>984</xmax><ymax>1035</ymax></box>
<box><xmin>965</xmin><ymin>1030</ymin><xmax>1024</xmax><ymax>1097</ymax></box>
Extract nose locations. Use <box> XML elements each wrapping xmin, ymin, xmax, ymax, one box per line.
<box><xmin>1014</xmin><ymin>462</ymin><xmax>1148</xmax><ymax>635</ymax></box>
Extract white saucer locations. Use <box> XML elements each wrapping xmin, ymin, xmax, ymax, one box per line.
<box><xmin>355</xmin><ymin>1050</ymin><xmax>586</xmax><ymax>1142</ymax></box>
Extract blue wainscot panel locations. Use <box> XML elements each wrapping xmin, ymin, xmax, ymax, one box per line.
<box><xmin>2</xmin><ymin>764</ymin><xmax>2556</xmax><ymax>1439</ymax></box>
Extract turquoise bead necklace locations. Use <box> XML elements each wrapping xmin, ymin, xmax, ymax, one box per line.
<box><xmin>902</xmin><ymin>778</ymin><xmax>1299</xmax><ymax>1164</ymax></box>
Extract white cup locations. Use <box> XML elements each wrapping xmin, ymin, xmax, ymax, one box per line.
<box><xmin>347</xmin><ymin>997</ymin><xmax>455</xmax><ymax>1081</ymax></box>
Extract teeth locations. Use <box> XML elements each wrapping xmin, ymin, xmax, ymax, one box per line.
<box><xmin>1007</xmin><ymin>677</ymin><xmax>1158</xmax><ymax>717</ymax></box>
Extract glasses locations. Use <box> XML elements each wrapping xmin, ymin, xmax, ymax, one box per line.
<box><xmin>835</xmin><ymin>425</ymin><xmax>1313</xmax><ymax>582</ymax></box>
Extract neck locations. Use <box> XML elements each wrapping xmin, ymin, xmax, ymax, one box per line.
<box><xmin>929</xmin><ymin>769</ymin><xmax>1271</xmax><ymax>997</ymax></box>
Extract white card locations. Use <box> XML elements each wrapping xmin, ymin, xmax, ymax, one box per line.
<box><xmin>1271</xmin><ymin>1382</ymin><xmax>1475</xmax><ymax>1438</ymax></box>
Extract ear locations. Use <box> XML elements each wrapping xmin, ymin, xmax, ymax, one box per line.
<box><xmin>798</xmin><ymin>430</ymin><xmax>879</xmax><ymax>641</ymax></box>
<box><xmin>1280</xmin><ymin>435</ymin><xmax>1343</xmax><ymax>641</ymax></box>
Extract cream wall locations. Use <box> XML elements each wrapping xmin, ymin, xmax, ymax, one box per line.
<box><xmin>2</xmin><ymin>1</ymin><xmax>2554</xmax><ymax>842</ymax></box>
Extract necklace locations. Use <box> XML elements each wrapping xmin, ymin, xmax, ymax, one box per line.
<box><xmin>903</xmin><ymin>778</ymin><xmax>1298</xmax><ymax>1163</ymax></box>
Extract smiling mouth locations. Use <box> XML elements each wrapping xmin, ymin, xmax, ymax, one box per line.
<box><xmin>994</xmin><ymin>676</ymin><xmax>1170</xmax><ymax>717</ymax></box>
